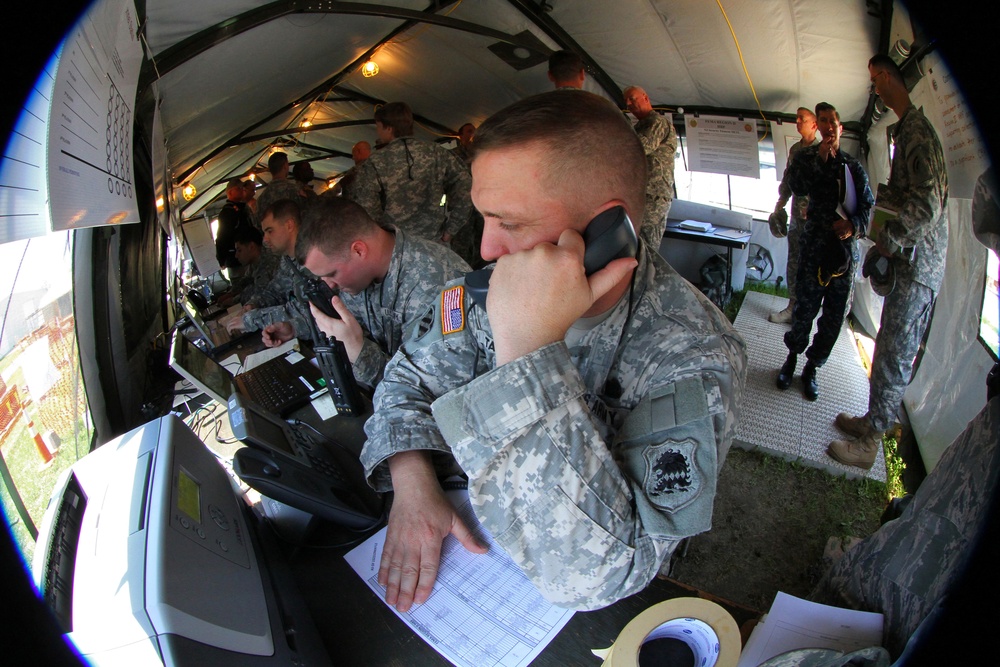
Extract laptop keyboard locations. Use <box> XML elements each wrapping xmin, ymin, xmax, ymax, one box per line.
<box><xmin>237</xmin><ymin>362</ymin><xmax>312</xmax><ymax>413</ymax></box>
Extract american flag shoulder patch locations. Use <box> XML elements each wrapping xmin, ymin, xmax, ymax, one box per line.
<box><xmin>441</xmin><ymin>286</ymin><xmax>465</xmax><ymax>335</ymax></box>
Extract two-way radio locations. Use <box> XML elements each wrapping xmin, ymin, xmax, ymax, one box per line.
<box><xmin>289</xmin><ymin>261</ymin><xmax>364</xmax><ymax>416</ymax></box>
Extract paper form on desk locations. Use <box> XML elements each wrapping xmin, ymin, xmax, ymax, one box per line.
<box><xmin>345</xmin><ymin>489</ymin><xmax>575</xmax><ymax>667</ymax></box>
<box><xmin>241</xmin><ymin>339</ymin><xmax>299</xmax><ymax>372</ymax></box>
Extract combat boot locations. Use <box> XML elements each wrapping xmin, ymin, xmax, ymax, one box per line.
<box><xmin>776</xmin><ymin>353</ymin><xmax>796</xmax><ymax>390</ymax></box>
<box><xmin>835</xmin><ymin>412</ymin><xmax>872</xmax><ymax>439</ymax></box>
<box><xmin>827</xmin><ymin>430</ymin><xmax>884</xmax><ymax>470</ymax></box>
<box><xmin>768</xmin><ymin>299</ymin><xmax>796</xmax><ymax>324</ymax></box>
<box><xmin>801</xmin><ymin>360</ymin><xmax>819</xmax><ymax>401</ymax></box>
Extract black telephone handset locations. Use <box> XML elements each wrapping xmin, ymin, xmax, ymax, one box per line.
<box><xmin>228</xmin><ymin>393</ymin><xmax>384</xmax><ymax>529</ymax></box>
<box><xmin>465</xmin><ymin>205</ymin><xmax>638</xmax><ymax>308</ymax></box>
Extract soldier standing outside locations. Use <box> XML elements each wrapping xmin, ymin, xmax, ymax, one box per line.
<box><xmin>828</xmin><ymin>55</ymin><xmax>949</xmax><ymax>469</ymax></box>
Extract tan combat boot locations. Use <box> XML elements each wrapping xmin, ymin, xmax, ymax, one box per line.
<box><xmin>827</xmin><ymin>430</ymin><xmax>884</xmax><ymax>470</ymax></box>
<box><xmin>834</xmin><ymin>412</ymin><xmax>872</xmax><ymax>439</ymax></box>
<box><xmin>768</xmin><ymin>298</ymin><xmax>796</xmax><ymax>324</ymax></box>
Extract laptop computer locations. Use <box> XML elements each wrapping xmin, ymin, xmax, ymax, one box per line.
<box><xmin>169</xmin><ymin>329</ymin><xmax>328</xmax><ymax>416</ymax></box>
<box><xmin>180</xmin><ymin>296</ymin><xmax>256</xmax><ymax>356</ymax></box>
<box><xmin>186</xmin><ymin>288</ymin><xmax>229</xmax><ymax>319</ymax></box>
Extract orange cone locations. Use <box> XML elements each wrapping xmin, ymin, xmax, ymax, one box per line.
<box><xmin>24</xmin><ymin>413</ymin><xmax>53</xmax><ymax>465</ymax></box>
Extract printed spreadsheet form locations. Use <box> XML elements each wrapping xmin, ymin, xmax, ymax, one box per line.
<box><xmin>344</xmin><ymin>490</ymin><xmax>575</xmax><ymax>667</ymax></box>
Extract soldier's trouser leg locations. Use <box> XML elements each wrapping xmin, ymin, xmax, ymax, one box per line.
<box><xmin>868</xmin><ymin>279</ymin><xmax>935</xmax><ymax>433</ymax></box>
<box><xmin>640</xmin><ymin>195</ymin><xmax>672</xmax><ymax>255</ymax></box>
<box><xmin>786</xmin><ymin>217</ymin><xmax>803</xmax><ymax>301</ymax></box>
<box><xmin>784</xmin><ymin>251</ymin><xmax>824</xmax><ymax>354</ymax></box>
<box><xmin>804</xmin><ymin>268</ymin><xmax>854</xmax><ymax>367</ymax></box>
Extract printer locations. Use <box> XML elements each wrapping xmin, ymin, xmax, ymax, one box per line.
<box><xmin>31</xmin><ymin>415</ymin><xmax>330</xmax><ymax>666</ymax></box>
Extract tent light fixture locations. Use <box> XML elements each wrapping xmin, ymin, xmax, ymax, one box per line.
<box><xmin>362</xmin><ymin>60</ymin><xmax>379</xmax><ymax>77</ymax></box>
<box><xmin>181</xmin><ymin>183</ymin><xmax>197</xmax><ymax>201</ymax></box>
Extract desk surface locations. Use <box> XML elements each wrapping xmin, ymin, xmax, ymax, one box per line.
<box><xmin>663</xmin><ymin>222</ymin><xmax>751</xmax><ymax>249</ymax></box>
<box><xmin>281</xmin><ymin>520</ymin><xmax>761</xmax><ymax>666</ymax></box>
<box><xmin>181</xmin><ymin>359</ymin><xmax>761</xmax><ymax>665</ymax></box>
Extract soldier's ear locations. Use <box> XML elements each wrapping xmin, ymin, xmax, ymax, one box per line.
<box><xmin>350</xmin><ymin>240</ymin><xmax>368</xmax><ymax>259</ymax></box>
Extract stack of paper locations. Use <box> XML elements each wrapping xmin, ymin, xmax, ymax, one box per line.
<box><xmin>679</xmin><ymin>219</ymin><xmax>716</xmax><ymax>233</ymax></box>
<box><xmin>736</xmin><ymin>592</ymin><xmax>884</xmax><ymax>666</ymax></box>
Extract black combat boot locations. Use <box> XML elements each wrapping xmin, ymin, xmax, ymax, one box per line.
<box><xmin>776</xmin><ymin>353</ymin><xmax>796</xmax><ymax>390</ymax></box>
<box><xmin>802</xmin><ymin>360</ymin><xmax>819</xmax><ymax>401</ymax></box>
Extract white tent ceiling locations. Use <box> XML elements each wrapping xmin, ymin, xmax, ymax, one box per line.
<box><xmin>138</xmin><ymin>0</ymin><xmax>887</xmax><ymax>218</ymax></box>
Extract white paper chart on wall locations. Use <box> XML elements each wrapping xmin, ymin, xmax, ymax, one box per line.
<box><xmin>47</xmin><ymin>0</ymin><xmax>142</xmax><ymax>232</ymax></box>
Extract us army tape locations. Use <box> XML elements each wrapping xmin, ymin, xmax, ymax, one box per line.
<box><xmin>591</xmin><ymin>597</ymin><xmax>741</xmax><ymax>667</ymax></box>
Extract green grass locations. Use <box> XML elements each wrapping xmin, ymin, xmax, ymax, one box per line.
<box><xmin>723</xmin><ymin>280</ymin><xmax>789</xmax><ymax>323</ymax></box>
<box><xmin>1</xmin><ymin>415</ymin><xmax>92</xmax><ymax>565</ymax></box>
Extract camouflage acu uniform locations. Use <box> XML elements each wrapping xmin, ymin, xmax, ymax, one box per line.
<box><xmin>233</xmin><ymin>248</ymin><xmax>281</xmax><ymax>304</ymax></box>
<box><xmin>633</xmin><ymin>112</ymin><xmax>677</xmax><ymax>252</ymax></box>
<box><xmin>811</xmin><ymin>397</ymin><xmax>999</xmax><ymax>659</ymax></box>
<box><xmin>348</xmin><ymin>137</ymin><xmax>473</xmax><ymax>243</ymax></box>
<box><xmin>362</xmin><ymin>248</ymin><xmax>747</xmax><ymax>609</ymax></box>
<box><xmin>866</xmin><ymin>105</ymin><xmax>948</xmax><ymax>433</ymax></box>
<box><xmin>775</xmin><ymin>136</ymin><xmax>821</xmax><ymax>300</ymax></box>
<box><xmin>447</xmin><ymin>145</ymin><xmax>485</xmax><ymax>269</ymax></box>
<box><xmin>241</xmin><ymin>256</ymin><xmax>315</xmax><ymax>336</ymax></box>
<box><xmin>253</xmin><ymin>178</ymin><xmax>304</xmax><ymax>228</ymax></box>
<box><xmin>784</xmin><ymin>146</ymin><xmax>874</xmax><ymax>365</ymax></box>
<box><xmin>339</xmin><ymin>227</ymin><xmax>470</xmax><ymax>388</ymax></box>
<box><xmin>328</xmin><ymin>165</ymin><xmax>361</xmax><ymax>201</ymax></box>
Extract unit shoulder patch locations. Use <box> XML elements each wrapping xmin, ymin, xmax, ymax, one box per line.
<box><xmin>643</xmin><ymin>439</ymin><xmax>701</xmax><ymax>512</ymax></box>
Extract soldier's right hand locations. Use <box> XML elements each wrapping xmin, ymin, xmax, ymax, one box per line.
<box><xmin>768</xmin><ymin>208</ymin><xmax>788</xmax><ymax>238</ymax></box>
<box><xmin>261</xmin><ymin>322</ymin><xmax>294</xmax><ymax>347</ymax></box>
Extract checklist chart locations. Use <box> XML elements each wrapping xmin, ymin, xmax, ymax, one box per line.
<box><xmin>46</xmin><ymin>0</ymin><xmax>141</xmax><ymax>231</ymax></box>
<box><xmin>345</xmin><ymin>492</ymin><xmax>575</xmax><ymax>667</ymax></box>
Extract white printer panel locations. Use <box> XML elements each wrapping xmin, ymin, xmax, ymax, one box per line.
<box><xmin>39</xmin><ymin>416</ymin><xmax>273</xmax><ymax>664</ymax></box>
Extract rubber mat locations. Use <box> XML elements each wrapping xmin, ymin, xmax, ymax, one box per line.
<box><xmin>731</xmin><ymin>291</ymin><xmax>886</xmax><ymax>482</ymax></box>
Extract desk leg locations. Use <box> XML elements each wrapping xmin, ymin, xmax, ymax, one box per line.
<box><xmin>725</xmin><ymin>246</ymin><xmax>733</xmax><ymax>306</ymax></box>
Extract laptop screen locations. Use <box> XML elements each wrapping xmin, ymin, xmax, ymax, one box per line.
<box><xmin>169</xmin><ymin>330</ymin><xmax>235</xmax><ymax>404</ymax></box>
<box><xmin>180</xmin><ymin>297</ymin><xmax>217</xmax><ymax>348</ymax></box>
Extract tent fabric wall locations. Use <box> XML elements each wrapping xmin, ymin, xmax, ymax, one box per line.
<box><xmin>904</xmin><ymin>201</ymin><xmax>993</xmax><ymax>472</ymax></box>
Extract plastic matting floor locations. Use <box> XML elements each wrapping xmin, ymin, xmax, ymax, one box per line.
<box><xmin>732</xmin><ymin>291</ymin><xmax>887</xmax><ymax>482</ymax></box>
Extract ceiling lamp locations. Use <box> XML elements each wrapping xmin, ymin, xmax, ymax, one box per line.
<box><xmin>181</xmin><ymin>183</ymin><xmax>197</xmax><ymax>201</ymax></box>
<box><xmin>300</xmin><ymin>119</ymin><xmax>312</xmax><ymax>129</ymax></box>
<box><xmin>362</xmin><ymin>60</ymin><xmax>379</xmax><ymax>77</ymax></box>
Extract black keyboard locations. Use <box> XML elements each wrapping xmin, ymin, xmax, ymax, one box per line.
<box><xmin>236</xmin><ymin>362</ymin><xmax>314</xmax><ymax>414</ymax></box>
